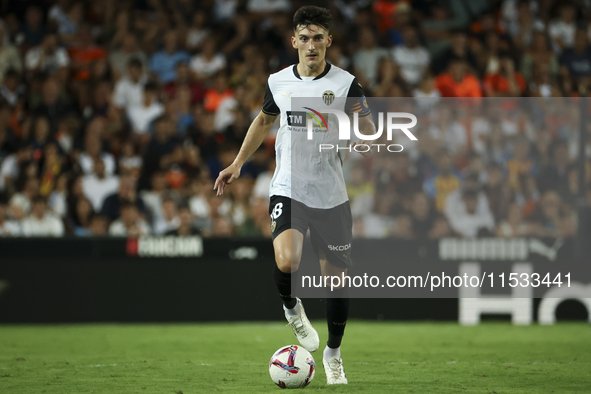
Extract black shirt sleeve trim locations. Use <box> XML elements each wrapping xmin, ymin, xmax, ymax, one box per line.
<box><xmin>262</xmin><ymin>82</ymin><xmax>280</xmax><ymax>115</ymax></box>
<box><xmin>345</xmin><ymin>78</ymin><xmax>371</xmax><ymax>116</ymax></box>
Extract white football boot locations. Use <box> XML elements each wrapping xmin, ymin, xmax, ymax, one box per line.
<box><xmin>284</xmin><ymin>298</ymin><xmax>320</xmax><ymax>352</ymax></box>
<box><xmin>323</xmin><ymin>356</ymin><xmax>348</xmax><ymax>385</ymax></box>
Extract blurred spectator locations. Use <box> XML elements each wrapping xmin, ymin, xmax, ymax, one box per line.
<box><xmin>101</xmin><ymin>175</ymin><xmax>146</xmax><ymax>221</ymax></box>
<box><xmin>506</xmin><ymin>136</ymin><xmax>536</xmax><ymax>192</ymax></box>
<box><xmin>141</xmin><ymin>171</ymin><xmax>169</xmax><ymax>226</ymax></box>
<box><xmin>353</xmin><ymin>26</ymin><xmax>389</xmax><ymax>88</ymax></box>
<box><xmin>412</xmin><ymin>74</ymin><xmax>440</xmax><ymax>113</ymax></box>
<box><xmin>548</xmin><ymin>3</ymin><xmax>577</xmax><ymax>53</ymax></box>
<box><xmin>68</xmin><ymin>196</ymin><xmax>94</xmax><ymax>236</ymax></box>
<box><xmin>190</xmin><ymin>37</ymin><xmax>226</xmax><ymax>81</ymax></box>
<box><xmin>78</xmin><ymin>123</ymin><xmax>116</xmax><ymax>176</ymax></box>
<box><xmin>424</xmin><ymin>152</ymin><xmax>461</xmax><ymax>212</ymax></box>
<box><xmin>0</xmin><ymin>69</ymin><xmax>26</xmax><ymax>107</ymax></box>
<box><xmin>0</xmin><ymin>29</ymin><xmax>23</xmax><ymax>83</ymax></box>
<box><xmin>445</xmin><ymin>173</ymin><xmax>492</xmax><ymax>224</ymax></box>
<box><xmin>126</xmin><ymin>82</ymin><xmax>164</xmax><ymax>137</ymax></box>
<box><xmin>211</xmin><ymin>215</ymin><xmax>234</xmax><ymax>237</ymax></box>
<box><xmin>34</xmin><ymin>77</ymin><xmax>72</xmax><ymax>132</ymax></box>
<box><xmin>186</xmin><ymin>10</ymin><xmax>211</xmax><ymax>52</ymax></box>
<box><xmin>150</xmin><ymin>30</ymin><xmax>190</xmax><ymax>84</ymax></box>
<box><xmin>82</xmin><ymin>159</ymin><xmax>119</xmax><ymax>212</ymax></box>
<box><xmin>21</xmin><ymin>195</ymin><xmax>64</xmax><ymax>237</ymax></box>
<box><xmin>164</xmin><ymin>62</ymin><xmax>206</xmax><ymax>105</ymax></box>
<box><xmin>68</xmin><ymin>25</ymin><xmax>106</xmax><ymax>82</ymax></box>
<box><xmin>559</xmin><ymin>28</ymin><xmax>591</xmax><ymax>82</ymax></box>
<box><xmin>18</xmin><ymin>6</ymin><xmax>46</xmax><ymax>48</ymax></box>
<box><xmin>109</xmin><ymin>34</ymin><xmax>148</xmax><ymax>80</ymax></box>
<box><xmin>435</xmin><ymin>57</ymin><xmax>482</xmax><ymax>98</ymax></box>
<box><xmin>434</xmin><ymin>30</ymin><xmax>478</xmax><ymax>76</ymax></box>
<box><xmin>483</xmin><ymin>53</ymin><xmax>526</xmax><ymax>97</ymax></box>
<box><xmin>534</xmin><ymin>190</ymin><xmax>576</xmax><ymax>237</ymax></box>
<box><xmin>166</xmin><ymin>205</ymin><xmax>200</xmax><ymax>236</ymax></box>
<box><xmin>141</xmin><ymin>116</ymin><xmax>183</xmax><ymax>189</ymax></box>
<box><xmin>113</xmin><ymin>58</ymin><xmax>146</xmax><ymax>112</ymax></box>
<box><xmin>409</xmin><ymin>192</ymin><xmax>435</xmax><ymax>239</ymax></box>
<box><xmin>0</xmin><ymin>198</ymin><xmax>21</xmax><ymax>236</ymax></box>
<box><xmin>48</xmin><ymin>172</ymin><xmax>68</xmax><ymax>218</ymax></box>
<box><xmin>0</xmin><ymin>143</ymin><xmax>32</xmax><ymax>192</ymax></box>
<box><xmin>392</xmin><ymin>25</ymin><xmax>430</xmax><ymax>87</ymax></box>
<box><xmin>154</xmin><ymin>195</ymin><xmax>180</xmax><ymax>235</ymax></box>
<box><xmin>88</xmin><ymin>214</ymin><xmax>109</xmax><ymax>236</ymax></box>
<box><xmin>428</xmin><ymin>106</ymin><xmax>468</xmax><ymax>155</ymax></box>
<box><xmin>445</xmin><ymin>189</ymin><xmax>495</xmax><ymax>237</ymax></box>
<box><xmin>503</xmin><ymin>0</ymin><xmax>544</xmax><ymax>51</ymax></box>
<box><xmin>496</xmin><ymin>201</ymin><xmax>535</xmax><ymax>237</ymax></box>
<box><xmin>203</xmin><ymin>73</ymin><xmax>233</xmax><ymax>113</ymax></box>
<box><xmin>428</xmin><ymin>214</ymin><xmax>453</xmax><ymax>239</ymax></box>
<box><xmin>52</xmin><ymin>1</ymin><xmax>83</xmax><ymax>43</ymax></box>
<box><xmin>108</xmin><ymin>200</ymin><xmax>150</xmax><ymax>237</ymax></box>
<box><xmin>392</xmin><ymin>212</ymin><xmax>414</xmax><ymax>239</ymax></box>
<box><xmin>484</xmin><ymin>163</ymin><xmax>512</xmax><ymax>221</ymax></box>
<box><xmin>521</xmin><ymin>31</ymin><xmax>558</xmax><ymax>83</ymax></box>
<box><xmin>9</xmin><ymin>176</ymin><xmax>39</xmax><ymax>221</ymax></box>
<box><xmin>118</xmin><ymin>140</ymin><xmax>143</xmax><ymax>179</ymax></box>
<box><xmin>24</xmin><ymin>33</ymin><xmax>70</xmax><ymax>77</ymax></box>
<box><xmin>537</xmin><ymin>141</ymin><xmax>570</xmax><ymax>193</ymax></box>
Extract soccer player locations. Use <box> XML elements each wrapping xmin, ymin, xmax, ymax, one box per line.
<box><xmin>214</xmin><ymin>6</ymin><xmax>375</xmax><ymax>385</ymax></box>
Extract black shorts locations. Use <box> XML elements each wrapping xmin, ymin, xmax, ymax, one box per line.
<box><xmin>269</xmin><ymin>195</ymin><xmax>353</xmax><ymax>268</ymax></box>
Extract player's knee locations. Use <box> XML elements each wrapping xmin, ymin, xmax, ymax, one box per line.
<box><xmin>275</xmin><ymin>249</ymin><xmax>301</xmax><ymax>273</ymax></box>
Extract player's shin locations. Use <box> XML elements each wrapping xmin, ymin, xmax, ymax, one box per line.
<box><xmin>325</xmin><ymin>286</ymin><xmax>350</xmax><ymax>354</ymax></box>
<box><xmin>273</xmin><ymin>265</ymin><xmax>298</xmax><ymax>311</ymax></box>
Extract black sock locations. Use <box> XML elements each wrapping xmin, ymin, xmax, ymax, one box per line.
<box><xmin>274</xmin><ymin>265</ymin><xmax>297</xmax><ymax>309</ymax></box>
<box><xmin>326</xmin><ymin>287</ymin><xmax>350</xmax><ymax>349</ymax></box>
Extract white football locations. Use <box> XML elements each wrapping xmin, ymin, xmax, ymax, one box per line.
<box><xmin>269</xmin><ymin>345</ymin><xmax>315</xmax><ymax>389</ymax></box>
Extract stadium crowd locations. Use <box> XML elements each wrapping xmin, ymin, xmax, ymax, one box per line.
<box><xmin>0</xmin><ymin>0</ymin><xmax>590</xmax><ymax>239</ymax></box>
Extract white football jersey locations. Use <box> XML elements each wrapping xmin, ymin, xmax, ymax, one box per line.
<box><xmin>262</xmin><ymin>63</ymin><xmax>369</xmax><ymax>209</ymax></box>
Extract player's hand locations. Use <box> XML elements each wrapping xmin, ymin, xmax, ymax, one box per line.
<box><xmin>213</xmin><ymin>164</ymin><xmax>241</xmax><ymax>196</ymax></box>
<box><xmin>351</xmin><ymin>140</ymin><xmax>372</xmax><ymax>157</ymax></box>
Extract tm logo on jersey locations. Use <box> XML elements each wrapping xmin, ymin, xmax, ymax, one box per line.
<box><xmin>287</xmin><ymin>110</ymin><xmax>329</xmax><ymax>132</ymax></box>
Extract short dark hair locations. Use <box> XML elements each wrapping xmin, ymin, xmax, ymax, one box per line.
<box><xmin>144</xmin><ymin>82</ymin><xmax>158</xmax><ymax>92</ymax></box>
<box><xmin>127</xmin><ymin>57</ymin><xmax>143</xmax><ymax>69</ymax></box>
<box><xmin>293</xmin><ymin>6</ymin><xmax>332</xmax><ymax>33</ymax></box>
<box><xmin>32</xmin><ymin>195</ymin><xmax>46</xmax><ymax>205</ymax></box>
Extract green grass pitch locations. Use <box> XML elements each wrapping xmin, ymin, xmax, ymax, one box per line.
<box><xmin>0</xmin><ymin>321</ymin><xmax>590</xmax><ymax>393</ymax></box>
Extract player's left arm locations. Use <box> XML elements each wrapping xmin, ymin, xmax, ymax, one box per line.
<box><xmin>345</xmin><ymin>78</ymin><xmax>376</xmax><ymax>157</ymax></box>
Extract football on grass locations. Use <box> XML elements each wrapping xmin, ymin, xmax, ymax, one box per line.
<box><xmin>269</xmin><ymin>345</ymin><xmax>315</xmax><ymax>388</ymax></box>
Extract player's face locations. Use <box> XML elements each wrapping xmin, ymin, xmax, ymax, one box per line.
<box><xmin>292</xmin><ymin>25</ymin><xmax>332</xmax><ymax>69</ymax></box>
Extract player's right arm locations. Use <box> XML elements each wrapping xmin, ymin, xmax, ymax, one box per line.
<box><xmin>213</xmin><ymin>111</ymin><xmax>277</xmax><ymax>196</ymax></box>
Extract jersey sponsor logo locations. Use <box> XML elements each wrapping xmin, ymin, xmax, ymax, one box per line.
<box><xmin>322</xmin><ymin>90</ymin><xmax>335</xmax><ymax>106</ymax></box>
<box><xmin>303</xmin><ymin>107</ymin><xmax>328</xmax><ymax>130</ymax></box>
<box><xmin>287</xmin><ymin>110</ymin><xmax>329</xmax><ymax>132</ymax></box>
<box><xmin>287</xmin><ymin>111</ymin><xmax>306</xmax><ymax>126</ymax></box>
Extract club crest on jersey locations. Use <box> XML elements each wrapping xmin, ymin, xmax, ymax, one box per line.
<box><xmin>322</xmin><ymin>90</ymin><xmax>335</xmax><ymax>106</ymax></box>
